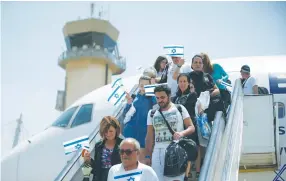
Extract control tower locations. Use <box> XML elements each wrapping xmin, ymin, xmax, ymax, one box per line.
<box><xmin>57</xmin><ymin>8</ymin><xmax>126</xmax><ymax>110</ymax></box>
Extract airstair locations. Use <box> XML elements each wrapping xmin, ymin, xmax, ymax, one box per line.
<box><xmin>54</xmin><ymin>79</ymin><xmax>280</xmax><ymax>181</ymax></box>
<box><xmin>199</xmin><ymin>79</ymin><xmax>280</xmax><ymax>181</ymax></box>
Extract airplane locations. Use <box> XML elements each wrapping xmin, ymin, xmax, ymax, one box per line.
<box><xmin>1</xmin><ymin>55</ymin><xmax>286</xmax><ymax>181</ymax></box>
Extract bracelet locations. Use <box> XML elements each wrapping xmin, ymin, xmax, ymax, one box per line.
<box><xmin>145</xmin><ymin>155</ymin><xmax>151</xmax><ymax>159</ymax></box>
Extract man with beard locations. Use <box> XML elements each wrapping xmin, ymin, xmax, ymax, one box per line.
<box><xmin>144</xmin><ymin>85</ymin><xmax>195</xmax><ymax>181</ymax></box>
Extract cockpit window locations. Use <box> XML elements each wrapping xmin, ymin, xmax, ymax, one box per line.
<box><xmin>52</xmin><ymin>106</ymin><xmax>78</xmax><ymax>127</ymax></box>
<box><xmin>71</xmin><ymin>104</ymin><xmax>93</xmax><ymax>128</ymax></box>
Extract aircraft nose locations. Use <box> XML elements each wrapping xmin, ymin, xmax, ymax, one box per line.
<box><xmin>1</xmin><ymin>127</ymin><xmax>69</xmax><ymax>181</ymax></box>
<box><xmin>1</xmin><ymin>151</ymin><xmax>20</xmax><ymax>181</ymax></box>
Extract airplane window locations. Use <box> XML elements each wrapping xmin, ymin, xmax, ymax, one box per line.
<box><xmin>71</xmin><ymin>104</ymin><xmax>93</xmax><ymax>128</ymax></box>
<box><xmin>278</xmin><ymin>102</ymin><xmax>285</xmax><ymax>119</ymax></box>
<box><xmin>52</xmin><ymin>106</ymin><xmax>78</xmax><ymax>127</ymax></box>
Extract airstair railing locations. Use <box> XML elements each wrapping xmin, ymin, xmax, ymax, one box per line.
<box><xmin>54</xmin><ymin>84</ymin><xmax>139</xmax><ymax>181</ymax></box>
<box><xmin>199</xmin><ymin>79</ymin><xmax>244</xmax><ymax>181</ymax></box>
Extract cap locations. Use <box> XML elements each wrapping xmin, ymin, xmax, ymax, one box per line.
<box><xmin>241</xmin><ymin>65</ymin><xmax>250</xmax><ymax>73</ymax></box>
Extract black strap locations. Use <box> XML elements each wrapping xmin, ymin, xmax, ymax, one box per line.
<box><xmin>241</xmin><ymin>77</ymin><xmax>249</xmax><ymax>88</ymax></box>
<box><xmin>159</xmin><ymin>63</ymin><xmax>169</xmax><ymax>83</ymax></box>
<box><xmin>175</xmin><ymin>104</ymin><xmax>183</xmax><ymax>116</ymax></box>
<box><xmin>158</xmin><ymin>109</ymin><xmax>175</xmax><ymax>135</ymax></box>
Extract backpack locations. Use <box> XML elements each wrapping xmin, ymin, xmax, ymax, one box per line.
<box><xmin>241</xmin><ymin>78</ymin><xmax>269</xmax><ymax>95</ymax></box>
<box><xmin>164</xmin><ymin>141</ymin><xmax>188</xmax><ymax>177</ymax></box>
<box><xmin>258</xmin><ymin>87</ymin><xmax>269</xmax><ymax>94</ymax></box>
<box><xmin>150</xmin><ymin>104</ymin><xmax>198</xmax><ymax>162</ymax></box>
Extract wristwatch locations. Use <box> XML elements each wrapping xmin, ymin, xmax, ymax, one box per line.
<box><xmin>145</xmin><ymin>155</ymin><xmax>151</xmax><ymax>159</ymax></box>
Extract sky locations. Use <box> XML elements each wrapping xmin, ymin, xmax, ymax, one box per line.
<box><xmin>1</xmin><ymin>1</ymin><xmax>286</xmax><ymax>157</ymax></box>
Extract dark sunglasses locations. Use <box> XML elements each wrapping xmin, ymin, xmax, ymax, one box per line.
<box><xmin>119</xmin><ymin>149</ymin><xmax>138</xmax><ymax>156</ymax></box>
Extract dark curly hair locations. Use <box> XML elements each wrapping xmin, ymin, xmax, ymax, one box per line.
<box><xmin>154</xmin><ymin>85</ymin><xmax>171</xmax><ymax>97</ymax></box>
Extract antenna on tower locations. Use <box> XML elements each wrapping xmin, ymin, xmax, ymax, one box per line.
<box><xmin>90</xmin><ymin>3</ymin><xmax>94</xmax><ymax>18</ymax></box>
<box><xmin>12</xmin><ymin>114</ymin><xmax>23</xmax><ymax>148</ymax></box>
<box><xmin>107</xmin><ymin>4</ymin><xmax>110</xmax><ymax>21</ymax></box>
<box><xmin>98</xmin><ymin>5</ymin><xmax>103</xmax><ymax>19</ymax></box>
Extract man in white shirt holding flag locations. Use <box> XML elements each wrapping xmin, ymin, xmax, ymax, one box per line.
<box><xmin>107</xmin><ymin>138</ymin><xmax>158</xmax><ymax>181</ymax></box>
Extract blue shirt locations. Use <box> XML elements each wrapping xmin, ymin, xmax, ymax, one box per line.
<box><xmin>123</xmin><ymin>93</ymin><xmax>157</xmax><ymax>127</ymax></box>
<box><xmin>123</xmin><ymin>93</ymin><xmax>157</xmax><ymax>147</ymax></box>
<box><xmin>211</xmin><ymin>63</ymin><xmax>229</xmax><ymax>90</ymax></box>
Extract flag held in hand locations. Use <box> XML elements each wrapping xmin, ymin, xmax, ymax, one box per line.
<box><xmin>63</xmin><ymin>135</ymin><xmax>90</xmax><ymax>155</ymax></box>
<box><xmin>164</xmin><ymin>45</ymin><xmax>184</xmax><ymax>58</ymax></box>
<box><xmin>144</xmin><ymin>83</ymin><xmax>168</xmax><ymax>96</ymax></box>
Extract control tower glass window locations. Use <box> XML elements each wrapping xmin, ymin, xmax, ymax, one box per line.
<box><xmin>65</xmin><ymin>32</ymin><xmax>116</xmax><ymax>53</ymax></box>
<box><xmin>52</xmin><ymin>106</ymin><xmax>78</xmax><ymax>127</ymax></box>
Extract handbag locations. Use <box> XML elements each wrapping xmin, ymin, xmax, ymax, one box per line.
<box><xmin>196</xmin><ymin>113</ymin><xmax>211</xmax><ymax>140</ymax></box>
<box><xmin>158</xmin><ymin>110</ymin><xmax>198</xmax><ymax>162</ymax></box>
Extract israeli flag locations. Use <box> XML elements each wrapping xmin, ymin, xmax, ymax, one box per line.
<box><xmin>220</xmin><ymin>81</ymin><xmax>232</xmax><ymax>88</ymax></box>
<box><xmin>112</xmin><ymin>78</ymin><xmax>124</xmax><ymax>89</ymax></box>
<box><xmin>144</xmin><ymin>83</ymin><xmax>168</xmax><ymax>96</ymax></box>
<box><xmin>63</xmin><ymin>135</ymin><xmax>90</xmax><ymax>155</ymax></box>
<box><xmin>163</xmin><ymin>45</ymin><xmax>184</xmax><ymax>57</ymax></box>
<box><xmin>108</xmin><ymin>86</ymin><xmax>126</xmax><ymax>106</ymax></box>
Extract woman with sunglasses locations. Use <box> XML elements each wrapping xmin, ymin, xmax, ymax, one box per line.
<box><xmin>173</xmin><ymin>73</ymin><xmax>198</xmax><ymax>180</ymax></box>
<box><xmin>83</xmin><ymin>116</ymin><xmax>123</xmax><ymax>181</ymax></box>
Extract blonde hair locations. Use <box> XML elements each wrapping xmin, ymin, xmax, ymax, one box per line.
<box><xmin>143</xmin><ymin>67</ymin><xmax>157</xmax><ymax>78</ymax></box>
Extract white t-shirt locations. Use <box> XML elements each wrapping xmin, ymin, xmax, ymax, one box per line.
<box><xmin>107</xmin><ymin>162</ymin><xmax>159</xmax><ymax>181</ymax></box>
<box><xmin>180</xmin><ymin>63</ymin><xmax>193</xmax><ymax>74</ymax></box>
<box><xmin>147</xmin><ymin>103</ymin><xmax>190</xmax><ymax>149</ymax></box>
<box><xmin>242</xmin><ymin>76</ymin><xmax>257</xmax><ymax>94</ymax></box>
<box><xmin>167</xmin><ymin>63</ymin><xmax>193</xmax><ymax>97</ymax></box>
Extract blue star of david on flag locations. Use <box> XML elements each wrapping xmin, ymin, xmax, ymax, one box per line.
<box><xmin>127</xmin><ymin>177</ymin><xmax>135</xmax><ymax>181</ymax></box>
<box><xmin>75</xmin><ymin>143</ymin><xmax>82</xmax><ymax>150</ymax></box>
<box><xmin>164</xmin><ymin>45</ymin><xmax>184</xmax><ymax>58</ymax></box>
<box><xmin>63</xmin><ymin>135</ymin><xmax>90</xmax><ymax>155</ymax></box>
<box><xmin>108</xmin><ymin>85</ymin><xmax>126</xmax><ymax>106</ymax></box>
